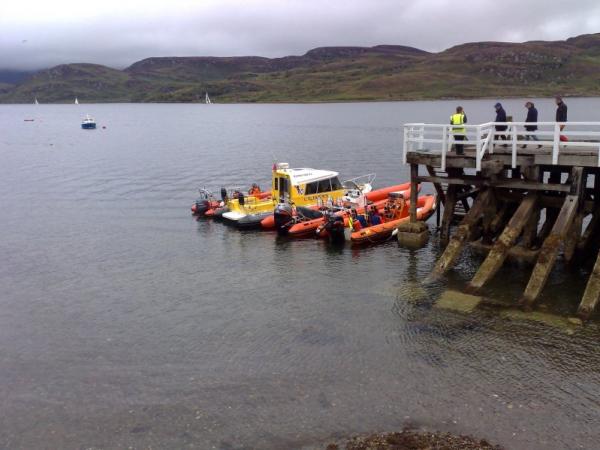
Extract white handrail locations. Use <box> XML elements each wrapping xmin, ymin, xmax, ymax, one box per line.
<box><xmin>403</xmin><ymin>121</ymin><xmax>600</xmax><ymax>171</ymax></box>
<box><xmin>552</xmin><ymin>123</ymin><xmax>560</xmax><ymax>165</ymax></box>
<box><xmin>476</xmin><ymin>130</ymin><xmax>493</xmax><ymax>171</ymax></box>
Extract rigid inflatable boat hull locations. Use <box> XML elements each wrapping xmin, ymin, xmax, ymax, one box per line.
<box><xmin>236</xmin><ymin>212</ymin><xmax>273</xmax><ymax>229</ymax></box>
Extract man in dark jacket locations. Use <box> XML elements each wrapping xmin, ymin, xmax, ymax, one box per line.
<box><xmin>494</xmin><ymin>102</ymin><xmax>508</xmax><ymax>143</ymax></box>
<box><xmin>522</xmin><ymin>101</ymin><xmax>541</xmax><ymax>148</ymax></box>
<box><xmin>556</xmin><ymin>95</ymin><xmax>567</xmax><ymax>130</ymax></box>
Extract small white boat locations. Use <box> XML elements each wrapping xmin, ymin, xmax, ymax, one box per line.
<box><xmin>34</xmin><ymin>97</ymin><xmax>39</xmax><ymax>105</ymax></box>
<box><xmin>81</xmin><ymin>114</ymin><xmax>96</xmax><ymax>129</ymax></box>
<box><xmin>205</xmin><ymin>92</ymin><xmax>212</xmax><ymax>104</ymax></box>
<box><xmin>74</xmin><ymin>97</ymin><xmax>79</xmax><ymax>105</ymax></box>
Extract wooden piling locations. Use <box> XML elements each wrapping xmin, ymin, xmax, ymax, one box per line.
<box><xmin>406</xmin><ymin>136</ymin><xmax>600</xmax><ymax>316</ymax></box>
<box><xmin>410</xmin><ymin>164</ymin><xmax>418</xmax><ymax>223</ymax></box>
<box><xmin>520</xmin><ymin>167</ymin><xmax>584</xmax><ymax>309</ymax></box>
<box><xmin>429</xmin><ymin>189</ymin><xmax>492</xmax><ymax>281</ymax></box>
<box><xmin>468</xmin><ymin>193</ymin><xmax>538</xmax><ymax>292</ymax></box>
<box><xmin>564</xmin><ymin>211</ymin><xmax>584</xmax><ymax>264</ymax></box>
<box><xmin>426</xmin><ymin>166</ymin><xmax>446</xmax><ymax>204</ymax></box>
<box><xmin>578</xmin><ymin>250</ymin><xmax>600</xmax><ymax>320</ymax></box>
<box><xmin>440</xmin><ymin>185</ymin><xmax>457</xmax><ymax>245</ymax></box>
<box><xmin>578</xmin><ymin>211</ymin><xmax>600</xmax><ymax>256</ymax></box>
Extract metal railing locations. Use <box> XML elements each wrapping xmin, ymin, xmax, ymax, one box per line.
<box><xmin>403</xmin><ymin>122</ymin><xmax>600</xmax><ymax>172</ymax></box>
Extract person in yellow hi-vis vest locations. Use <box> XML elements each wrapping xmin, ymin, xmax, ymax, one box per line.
<box><xmin>450</xmin><ymin>106</ymin><xmax>467</xmax><ymax>155</ymax></box>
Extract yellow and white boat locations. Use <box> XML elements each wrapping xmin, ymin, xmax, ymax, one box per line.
<box><xmin>222</xmin><ymin>163</ymin><xmax>355</xmax><ymax>228</ymax></box>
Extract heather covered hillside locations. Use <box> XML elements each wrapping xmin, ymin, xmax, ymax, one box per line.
<box><xmin>2</xmin><ymin>33</ymin><xmax>600</xmax><ymax>103</ymax></box>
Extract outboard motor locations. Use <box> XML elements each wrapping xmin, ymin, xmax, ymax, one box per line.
<box><xmin>325</xmin><ymin>214</ymin><xmax>346</xmax><ymax>245</ymax></box>
<box><xmin>192</xmin><ymin>188</ymin><xmax>213</xmax><ymax>215</ymax></box>
<box><xmin>274</xmin><ymin>203</ymin><xmax>294</xmax><ymax>236</ymax></box>
<box><xmin>193</xmin><ymin>199</ymin><xmax>209</xmax><ymax>215</ymax></box>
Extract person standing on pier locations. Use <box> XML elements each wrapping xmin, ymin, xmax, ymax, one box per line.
<box><xmin>450</xmin><ymin>106</ymin><xmax>467</xmax><ymax>155</ymax></box>
<box><xmin>494</xmin><ymin>102</ymin><xmax>508</xmax><ymax>144</ymax></box>
<box><xmin>522</xmin><ymin>101</ymin><xmax>541</xmax><ymax>148</ymax></box>
<box><xmin>555</xmin><ymin>95</ymin><xmax>568</xmax><ymax>141</ymax></box>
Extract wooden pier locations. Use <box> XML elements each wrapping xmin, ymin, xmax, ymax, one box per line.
<box><xmin>403</xmin><ymin>121</ymin><xmax>600</xmax><ymax>319</ymax></box>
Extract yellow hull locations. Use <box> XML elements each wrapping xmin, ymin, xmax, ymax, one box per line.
<box><xmin>227</xmin><ymin>190</ymin><xmax>346</xmax><ymax>215</ymax></box>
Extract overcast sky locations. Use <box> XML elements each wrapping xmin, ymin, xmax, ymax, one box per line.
<box><xmin>1</xmin><ymin>0</ymin><xmax>599</xmax><ymax>71</ymax></box>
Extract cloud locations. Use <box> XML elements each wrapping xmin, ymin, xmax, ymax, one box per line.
<box><xmin>0</xmin><ymin>0</ymin><xmax>599</xmax><ymax>70</ymax></box>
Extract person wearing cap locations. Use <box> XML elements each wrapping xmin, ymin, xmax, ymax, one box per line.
<box><xmin>450</xmin><ymin>106</ymin><xmax>467</xmax><ymax>155</ymax></box>
<box><xmin>522</xmin><ymin>101</ymin><xmax>541</xmax><ymax>148</ymax></box>
<box><xmin>494</xmin><ymin>102</ymin><xmax>508</xmax><ymax>144</ymax></box>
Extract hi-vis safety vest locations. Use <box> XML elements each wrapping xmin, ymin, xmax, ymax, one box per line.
<box><xmin>450</xmin><ymin>113</ymin><xmax>466</xmax><ymax>134</ymax></box>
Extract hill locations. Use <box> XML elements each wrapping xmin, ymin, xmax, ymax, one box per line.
<box><xmin>2</xmin><ymin>34</ymin><xmax>600</xmax><ymax>103</ymax></box>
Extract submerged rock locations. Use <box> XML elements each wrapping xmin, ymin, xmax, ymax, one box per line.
<box><xmin>434</xmin><ymin>290</ymin><xmax>482</xmax><ymax>313</ymax></box>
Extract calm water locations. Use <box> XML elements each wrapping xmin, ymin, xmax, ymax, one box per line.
<box><xmin>1</xmin><ymin>100</ymin><xmax>599</xmax><ymax>450</ymax></box>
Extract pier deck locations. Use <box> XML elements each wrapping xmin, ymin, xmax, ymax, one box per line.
<box><xmin>404</xmin><ymin>121</ymin><xmax>600</xmax><ymax>319</ymax></box>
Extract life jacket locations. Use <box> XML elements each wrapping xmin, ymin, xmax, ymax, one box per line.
<box><xmin>450</xmin><ymin>113</ymin><xmax>466</xmax><ymax>134</ymax></box>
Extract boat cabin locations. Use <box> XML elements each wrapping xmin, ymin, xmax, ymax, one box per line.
<box><xmin>271</xmin><ymin>163</ymin><xmax>345</xmax><ymax>205</ymax></box>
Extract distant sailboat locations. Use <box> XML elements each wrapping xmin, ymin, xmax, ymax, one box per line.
<box><xmin>74</xmin><ymin>97</ymin><xmax>79</xmax><ymax>105</ymax></box>
<box><xmin>205</xmin><ymin>92</ymin><xmax>212</xmax><ymax>104</ymax></box>
<box><xmin>34</xmin><ymin>97</ymin><xmax>39</xmax><ymax>105</ymax></box>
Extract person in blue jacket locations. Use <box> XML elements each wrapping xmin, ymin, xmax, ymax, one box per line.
<box><xmin>368</xmin><ymin>207</ymin><xmax>382</xmax><ymax>226</ymax></box>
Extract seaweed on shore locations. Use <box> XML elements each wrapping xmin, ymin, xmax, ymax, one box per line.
<box><xmin>326</xmin><ymin>430</ymin><xmax>503</xmax><ymax>450</ymax></box>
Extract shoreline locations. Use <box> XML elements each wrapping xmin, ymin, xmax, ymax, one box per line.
<box><xmin>1</xmin><ymin>94</ymin><xmax>599</xmax><ymax>106</ymax></box>
<box><xmin>324</xmin><ymin>430</ymin><xmax>503</xmax><ymax>450</ymax></box>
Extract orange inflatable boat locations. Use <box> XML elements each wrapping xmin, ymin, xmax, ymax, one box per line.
<box><xmin>364</xmin><ymin>183</ymin><xmax>412</xmax><ymax>202</ymax></box>
<box><xmin>260</xmin><ymin>182</ymin><xmax>416</xmax><ymax>233</ymax></box>
<box><xmin>350</xmin><ymin>194</ymin><xmax>436</xmax><ymax>245</ymax></box>
<box><xmin>286</xmin><ymin>183</ymin><xmax>416</xmax><ymax>238</ymax></box>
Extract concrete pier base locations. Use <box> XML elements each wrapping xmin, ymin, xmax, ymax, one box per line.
<box><xmin>397</xmin><ymin>221</ymin><xmax>429</xmax><ymax>248</ymax></box>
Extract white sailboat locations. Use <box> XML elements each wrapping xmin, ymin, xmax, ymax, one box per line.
<box><xmin>34</xmin><ymin>97</ymin><xmax>39</xmax><ymax>105</ymax></box>
<box><xmin>205</xmin><ymin>92</ymin><xmax>212</xmax><ymax>104</ymax></box>
<box><xmin>74</xmin><ymin>97</ymin><xmax>79</xmax><ymax>105</ymax></box>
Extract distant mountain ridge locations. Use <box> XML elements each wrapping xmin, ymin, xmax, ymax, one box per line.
<box><xmin>1</xmin><ymin>33</ymin><xmax>600</xmax><ymax>103</ymax></box>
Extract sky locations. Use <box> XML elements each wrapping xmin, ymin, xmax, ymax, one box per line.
<box><xmin>1</xmin><ymin>0</ymin><xmax>599</xmax><ymax>71</ymax></box>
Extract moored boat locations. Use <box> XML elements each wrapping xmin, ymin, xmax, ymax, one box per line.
<box><xmin>191</xmin><ymin>188</ymin><xmax>220</xmax><ymax>216</ymax></box>
<box><xmin>196</xmin><ymin>186</ymin><xmax>271</xmax><ymax>218</ymax></box>
<box><xmin>270</xmin><ymin>172</ymin><xmax>376</xmax><ymax>235</ymax></box>
<box><xmin>222</xmin><ymin>163</ymin><xmax>350</xmax><ymax>229</ymax></box>
<box><xmin>81</xmin><ymin>114</ymin><xmax>96</xmax><ymax>129</ymax></box>
<box><xmin>349</xmin><ymin>194</ymin><xmax>436</xmax><ymax>246</ymax></box>
<box><xmin>285</xmin><ymin>182</ymin><xmax>414</xmax><ymax>238</ymax></box>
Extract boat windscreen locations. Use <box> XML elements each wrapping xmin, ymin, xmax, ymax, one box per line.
<box><xmin>305</xmin><ymin>176</ymin><xmax>342</xmax><ymax>194</ymax></box>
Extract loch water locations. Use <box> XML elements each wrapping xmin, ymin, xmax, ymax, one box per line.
<box><xmin>1</xmin><ymin>99</ymin><xmax>599</xmax><ymax>449</ymax></box>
